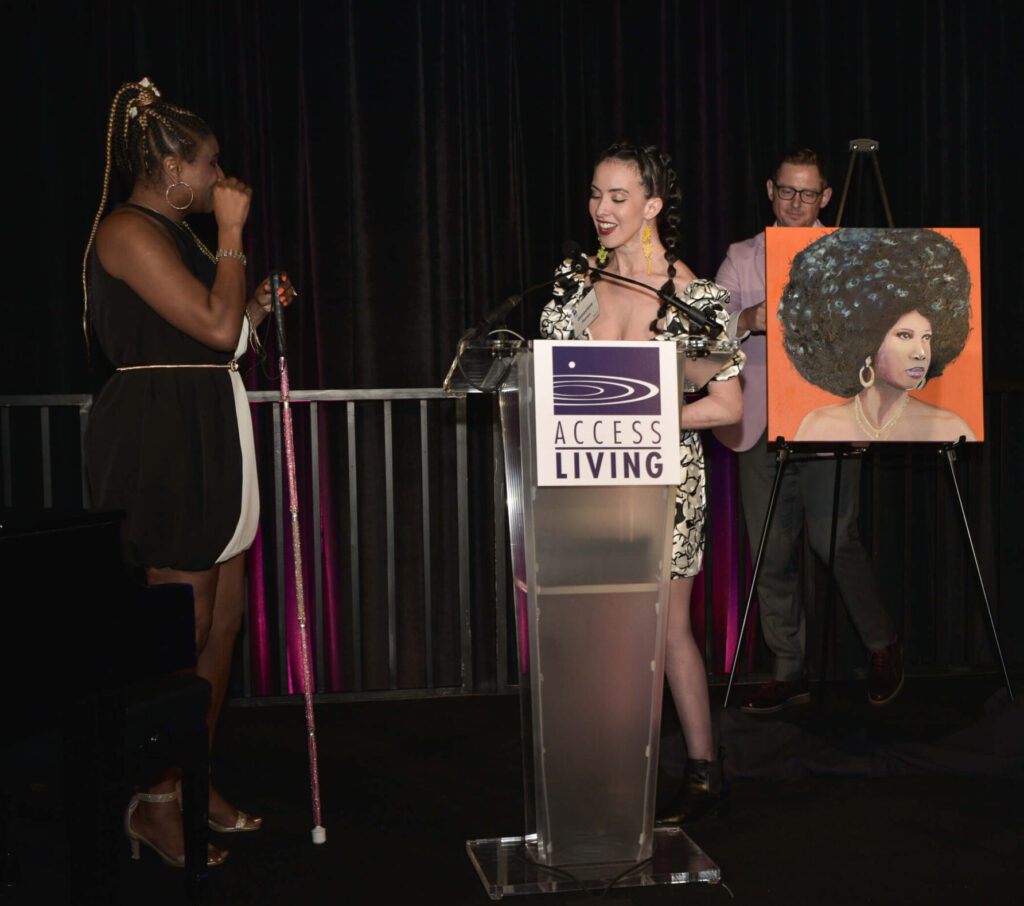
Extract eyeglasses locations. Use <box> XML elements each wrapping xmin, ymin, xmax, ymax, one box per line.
<box><xmin>772</xmin><ymin>181</ymin><xmax>825</xmax><ymax>204</ymax></box>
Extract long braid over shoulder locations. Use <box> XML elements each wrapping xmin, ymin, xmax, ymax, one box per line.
<box><xmin>81</xmin><ymin>78</ymin><xmax>212</xmax><ymax>345</ymax></box>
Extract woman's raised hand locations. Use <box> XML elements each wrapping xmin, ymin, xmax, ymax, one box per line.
<box><xmin>212</xmin><ymin>177</ymin><xmax>252</xmax><ymax>234</ymax></box>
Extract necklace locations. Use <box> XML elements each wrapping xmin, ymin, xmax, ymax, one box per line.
<box><xmin>128</xmin><ymin>201</ymin><xmax>217</xmax><ymax>265</ymax></box>
<box><xmin>180</xmin><ymin>220</ymin><xmax>217</xmax><ymax>265</ymax></box>
<box><xmin>854</xmin><ymin>393</ymin><xmax>909</xmax><ymax>440</ymax></box>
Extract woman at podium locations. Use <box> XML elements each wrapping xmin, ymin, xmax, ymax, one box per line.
<box><xmin>540</xmin><ymin>142</ymin><xmax>743</xmax><ymax>821</ymax></box>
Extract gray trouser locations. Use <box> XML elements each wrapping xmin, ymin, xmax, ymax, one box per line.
<box><xmin>737</xmin><ymin>433</ymin><xmax>895</xmax><ymax>681</ymax></box>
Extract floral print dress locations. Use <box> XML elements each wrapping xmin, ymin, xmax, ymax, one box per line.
<box><xmin>540</xmin><ymin>258</ymin><xmax>743</xmax><ymax>578</ymax></box>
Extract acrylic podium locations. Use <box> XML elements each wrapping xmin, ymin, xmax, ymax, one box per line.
<box><xmin>462</xmin><ymin>339</ymin><xmax>720</xmax><ymax>898</ymax></box>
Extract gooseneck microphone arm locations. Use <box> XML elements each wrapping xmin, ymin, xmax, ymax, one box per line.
<box><xmin>561</xmin><ymin>241</ymin><xmax>723</xmax><ymax>339</ymax></box>
<box><xmin>462</xmin><ymin>272</ymin><xmax>578</xmax><ymax>342</ymax></box>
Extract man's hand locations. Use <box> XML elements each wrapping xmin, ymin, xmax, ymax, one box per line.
<box><xmin>737</xmin><ymin>301</ymin><xmax>767</xmax><ymax>334</ymax></box>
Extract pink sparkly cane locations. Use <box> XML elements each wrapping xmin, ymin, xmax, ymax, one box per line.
<box><xmin>270</xmin><ymin>271</ymin><xmax>326</xmax><ymax>845</ymax></box>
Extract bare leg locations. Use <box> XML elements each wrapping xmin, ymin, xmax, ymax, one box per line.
<box><xmin>196</xmin><ymin>552</ymin><xmax>246</xmax><ymax>746</ymax></box>
<box><xmin>146</xmin><ymin>563</ymin><xmax>221</xmax><ymax>660</ymax></box>
<box><xmin>663</xmin><ymin>576</ymin><xmax>714</xmax><ymax>762</ymax></box>
<box><xmin>126</xmin><ymin>778</ymin><xmax>188</xmax><ymax>863</ymax></box>
<box><xmin>194</xmin><ymin>553</ymin><xmax>260</xmax><ymax>829</ymax></box>
<box><xmin>142</xmin><ymin>555</ymin><xmax>256</xmax><ymax>839</ymax></box>
<box><xmin>132</xmin><ymin>564</ymin><xmax>222</xmax><ymax>860</ymax></box>
<box><xmin>147</xmin><ymin>552</ymin><xmax>245</xmax><ymax>747</ymax></box>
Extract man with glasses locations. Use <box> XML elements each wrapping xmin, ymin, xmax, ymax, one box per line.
<box><xmin>713</xmin><ymin>147</ymin><xmax>903</xmax><ymax>711</ymax></box>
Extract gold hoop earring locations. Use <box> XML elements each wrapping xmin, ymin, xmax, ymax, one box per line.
<box><xmin>859</xmin><ymin>355</ymin><xmax>875</xmax><ymax>389</ymax></box>
<box><xmin>641</xmin><ymin>223</ymin><xmax>653</xmax><ymax>274</ymax></box>
<box><xmin>165</xmin><ymin>181</ymin><xmax>194</xmax><ymax>211</ymax></box>
<box><xmin>596</xmin><ymin>242</ymin><xmax>609</xmax><ymax>265</ymax></box>
<box><xmin>915</xmin><ymin>375</ymin><xmax>927</xmax><ymax>390</ymax></box>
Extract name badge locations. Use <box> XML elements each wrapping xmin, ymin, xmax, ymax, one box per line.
<box><xmin>572</xmin><ymin>288</ymin><xmax>599</xmax><ymax>336</ymax></box>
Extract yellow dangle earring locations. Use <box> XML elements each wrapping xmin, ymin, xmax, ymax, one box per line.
<box><xmin>596</xmin><ymin>242</ymin><xmax>609</xmax><ymax>265</ymax></box>
<box><xmin>641</xmin><ymin>222</ymin><xmax>653</xmax><ymax>274</ymax></box>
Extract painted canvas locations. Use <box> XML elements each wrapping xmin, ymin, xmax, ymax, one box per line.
<box><xmin>765</xmin><ymin>227</ymin><xmax>984</xmax><ymax>443</ymax></box>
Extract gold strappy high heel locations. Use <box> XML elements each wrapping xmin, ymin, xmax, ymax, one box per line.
<box><xmin>125</xmin><ymin>791</ymin><xmax>228</xmax><ymax>867</ymax></box>
<box><xmin>173</xmin><ymin>777</ymin><xmax>263</xmax><ymax>834</ymax></box>
<box><xmin>209</xmin><ymin>808</ymin><xmax>263</xmax><ymax>834</ymax></box>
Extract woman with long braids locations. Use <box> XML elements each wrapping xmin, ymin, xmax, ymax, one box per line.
<box><xmin>82</xmin><ymin>78</ymin><xmax>294</xmax><ymax>867</ymax></box>
<box><xmin>540</xmin><ymin>143</ymin><xmax>743</xmax><ymax>821</ymax></box>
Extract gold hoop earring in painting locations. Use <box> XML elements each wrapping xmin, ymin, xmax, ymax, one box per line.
<box><xmin>859</xmin><ymin>355</ymin><xmax>875</xmax><ymax>389</ymax></box>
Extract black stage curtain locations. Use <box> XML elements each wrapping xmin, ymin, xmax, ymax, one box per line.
<box><xmin>9</xmin><ymin>0</ymin><xmax>1023</xmax><ymax>675</ymax></box>
<box><xmin>13</xmin><ymin>0</ymin><xmax>1022</xmax><ymax>393</ymax></box>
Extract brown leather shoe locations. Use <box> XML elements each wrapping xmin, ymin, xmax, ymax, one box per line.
<box><xmin>739</xmin><ymin>679</ymin><xmax>810</xmax><ymax>713</ymax></box>
<box><xmin>868</xmin><ymin>638</ymin><xmax>904</xmax><ymax>705</ymax></box>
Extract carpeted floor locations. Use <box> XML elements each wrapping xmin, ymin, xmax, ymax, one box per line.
<box><xmin>3</xmin><ymin>673</ymin><xmax>1021</xmax><ymax>905</ymax></box>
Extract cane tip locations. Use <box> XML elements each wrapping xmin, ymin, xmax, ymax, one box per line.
<box><xmin>312</xmin><ymin>825</ymin><xmax>327</xmax><ymax>845</ymax></box>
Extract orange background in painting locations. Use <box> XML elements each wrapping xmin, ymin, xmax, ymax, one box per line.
<box><xmin>765</xmin><ymin>227</ymin><xmax>985</xmax><ymax>443</ymax></box>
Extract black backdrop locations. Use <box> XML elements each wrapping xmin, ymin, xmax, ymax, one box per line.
<box><xmin>12</xmin><ymin>0</ymin><xmax>1023</xmax><ymax>393</ymax></box>
<box><xmin>8</xmin><ymin>0</ymin><xmax>1023</xmax><ymax>673</ymax></box>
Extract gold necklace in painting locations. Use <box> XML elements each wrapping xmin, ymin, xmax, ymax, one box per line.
<box><xmin>854</xmin><ymin>393</ymin><xmax>909</xmax><ymax>440</ymax></box>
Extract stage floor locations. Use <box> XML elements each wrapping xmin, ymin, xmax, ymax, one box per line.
<box><xmin>2</xmin><ymin>673</ymin><xmax>1021</xmax><ymax>905</ymax></box>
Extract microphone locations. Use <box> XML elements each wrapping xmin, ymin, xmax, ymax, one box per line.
<box><xmin>561</xmin><ymin>239</ymin><xmax>590</xmax><ymax>275</ymax></box>
<box><xmin>472</xmin><ymin>293</ymin><xmax>523</xmax><ymax>337</ymax></box>
<box><xmin>464</xmin><ymin>270</ymin><xmax>579</xmax><ymax>341</ymax></box>
<box><xmin>560</xmin><ymin>239</ymin><xmax>723</xmax><ymax>338</ymax></box>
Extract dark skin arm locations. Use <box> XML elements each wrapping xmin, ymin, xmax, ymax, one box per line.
<box><xmin>96</xmin><ymin>177</ymin><xmax>252</xmax><ymax>351</ymax></box>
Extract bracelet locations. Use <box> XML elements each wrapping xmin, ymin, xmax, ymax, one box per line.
<box><xmin>216</xmin><ymin>248</ymin><xmax>248</xmax><ymax>266</ymax></box>
<box><xmin>244</xmin><ymin>308</ymin><xmax>264</xmax><ymax>357</ymax></box>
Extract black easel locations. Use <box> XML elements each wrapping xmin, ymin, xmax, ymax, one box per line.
<box><xmin>723</xmin><ymin>436</ymin><xmax>1016</xmax><ymax>709</ymax></box>
<box><xmin>940</xmin><ymin>438</ymin><xmax>1014</xmax><ymax>699</ymax></box>
<box><xmin>723</xmin><ymin>138</ymin><xmax>1014</xmax><ymax>707</ymax></box>
<box><xmin>834</xmin><ymin>137</ymin><xmax>895</xmax><ymax>229</ymax></box>
<box><xmin>722</xmin><ymin>440</ymin><xmax>863</xmax><ymax>709</ymax></box>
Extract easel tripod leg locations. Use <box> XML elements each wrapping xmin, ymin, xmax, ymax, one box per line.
<box><xmin>942</xmin><ymin>444</ymin><xmax>1014</xmax><ymax>701</ymax></box>
<box><xmin>724</xmin><ymin>444</ymin><xmax>790</xmax><ymax>709</ymax></box>
<box><xmin>814</xmin><ymin>450</ymin><xmax>844</xmax><ymax>708</ymax></box>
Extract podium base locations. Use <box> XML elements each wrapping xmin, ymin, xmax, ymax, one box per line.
<box><xmin>465</xmin><ymin>827</ymin><xmax>720</xmax><ymax>899</ymax></box>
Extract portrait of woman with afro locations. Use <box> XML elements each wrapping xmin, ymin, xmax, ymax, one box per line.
<box><xmin>777</xmin><ymin>228</ymin><xmax>977</xmax><ymax>442</ymax></box>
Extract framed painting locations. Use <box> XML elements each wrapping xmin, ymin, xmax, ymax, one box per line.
<box><xmin>765</xmin><ymin>227</ymin><xmax>984</xmax><ymax>443</ymax></box>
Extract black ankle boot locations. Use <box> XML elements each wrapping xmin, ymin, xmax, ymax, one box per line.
<box><xmin>656</xmin><ymin>752</ymin><xmax>729</xmax><ymax>824</ymax></box>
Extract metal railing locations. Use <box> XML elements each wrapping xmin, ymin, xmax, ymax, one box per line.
<box><xmin>0</xmin><ymin>395</ymin><xmax>92</xmax><ymax>510</ymax></box>
<box><xmin>4</xmin><ymin>388</ymin><xmax>1018</xmax><ymax>701</ymax></box>
<box><xmin>0</xmin><ymin>390</ymin><xmax>512</xmax><ymax>701</ymax></box>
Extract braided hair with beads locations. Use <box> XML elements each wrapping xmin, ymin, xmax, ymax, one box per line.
<box><xmin>81</xmin><ymin>78</ymin><xmax>213</xmax><ymax>344</ymax></box>
<box><xmin>591</xmin><ymin>143</ymin><xmax>685</xmax><ymax>333</ymax></box>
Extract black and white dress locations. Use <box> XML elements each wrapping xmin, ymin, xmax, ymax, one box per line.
<box><xmin>85</xmin><ymin>206</ymin><xmax>259</xmax><ymax>571</ymax></box>
<box><xmin>540</xmin><ymin>258</ymin><xmax>742</xmax><ymax>578</ymax></box>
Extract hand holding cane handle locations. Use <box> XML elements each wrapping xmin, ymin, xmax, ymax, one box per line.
<box><xmin>269</xmin><ymin>270</ymin><xmax>288</xmax><ymax>357</ymax></box>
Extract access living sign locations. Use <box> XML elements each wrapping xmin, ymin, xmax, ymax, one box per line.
<box><xmin>532</xmin><ymin>340</ymin><xmax>681</xmax><ymax>487</ymax></box>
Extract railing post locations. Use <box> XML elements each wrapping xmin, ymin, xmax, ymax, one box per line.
<box><xmin>455</xmin><ymin>395</ymin><xmax>474</xmax><ymax>693</ymax></box>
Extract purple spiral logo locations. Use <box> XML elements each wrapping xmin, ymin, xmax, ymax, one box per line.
<box><xmin>552</xmin><ymin>345</ymin><xmax>662</xmax><ymax>415</ymax></box>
